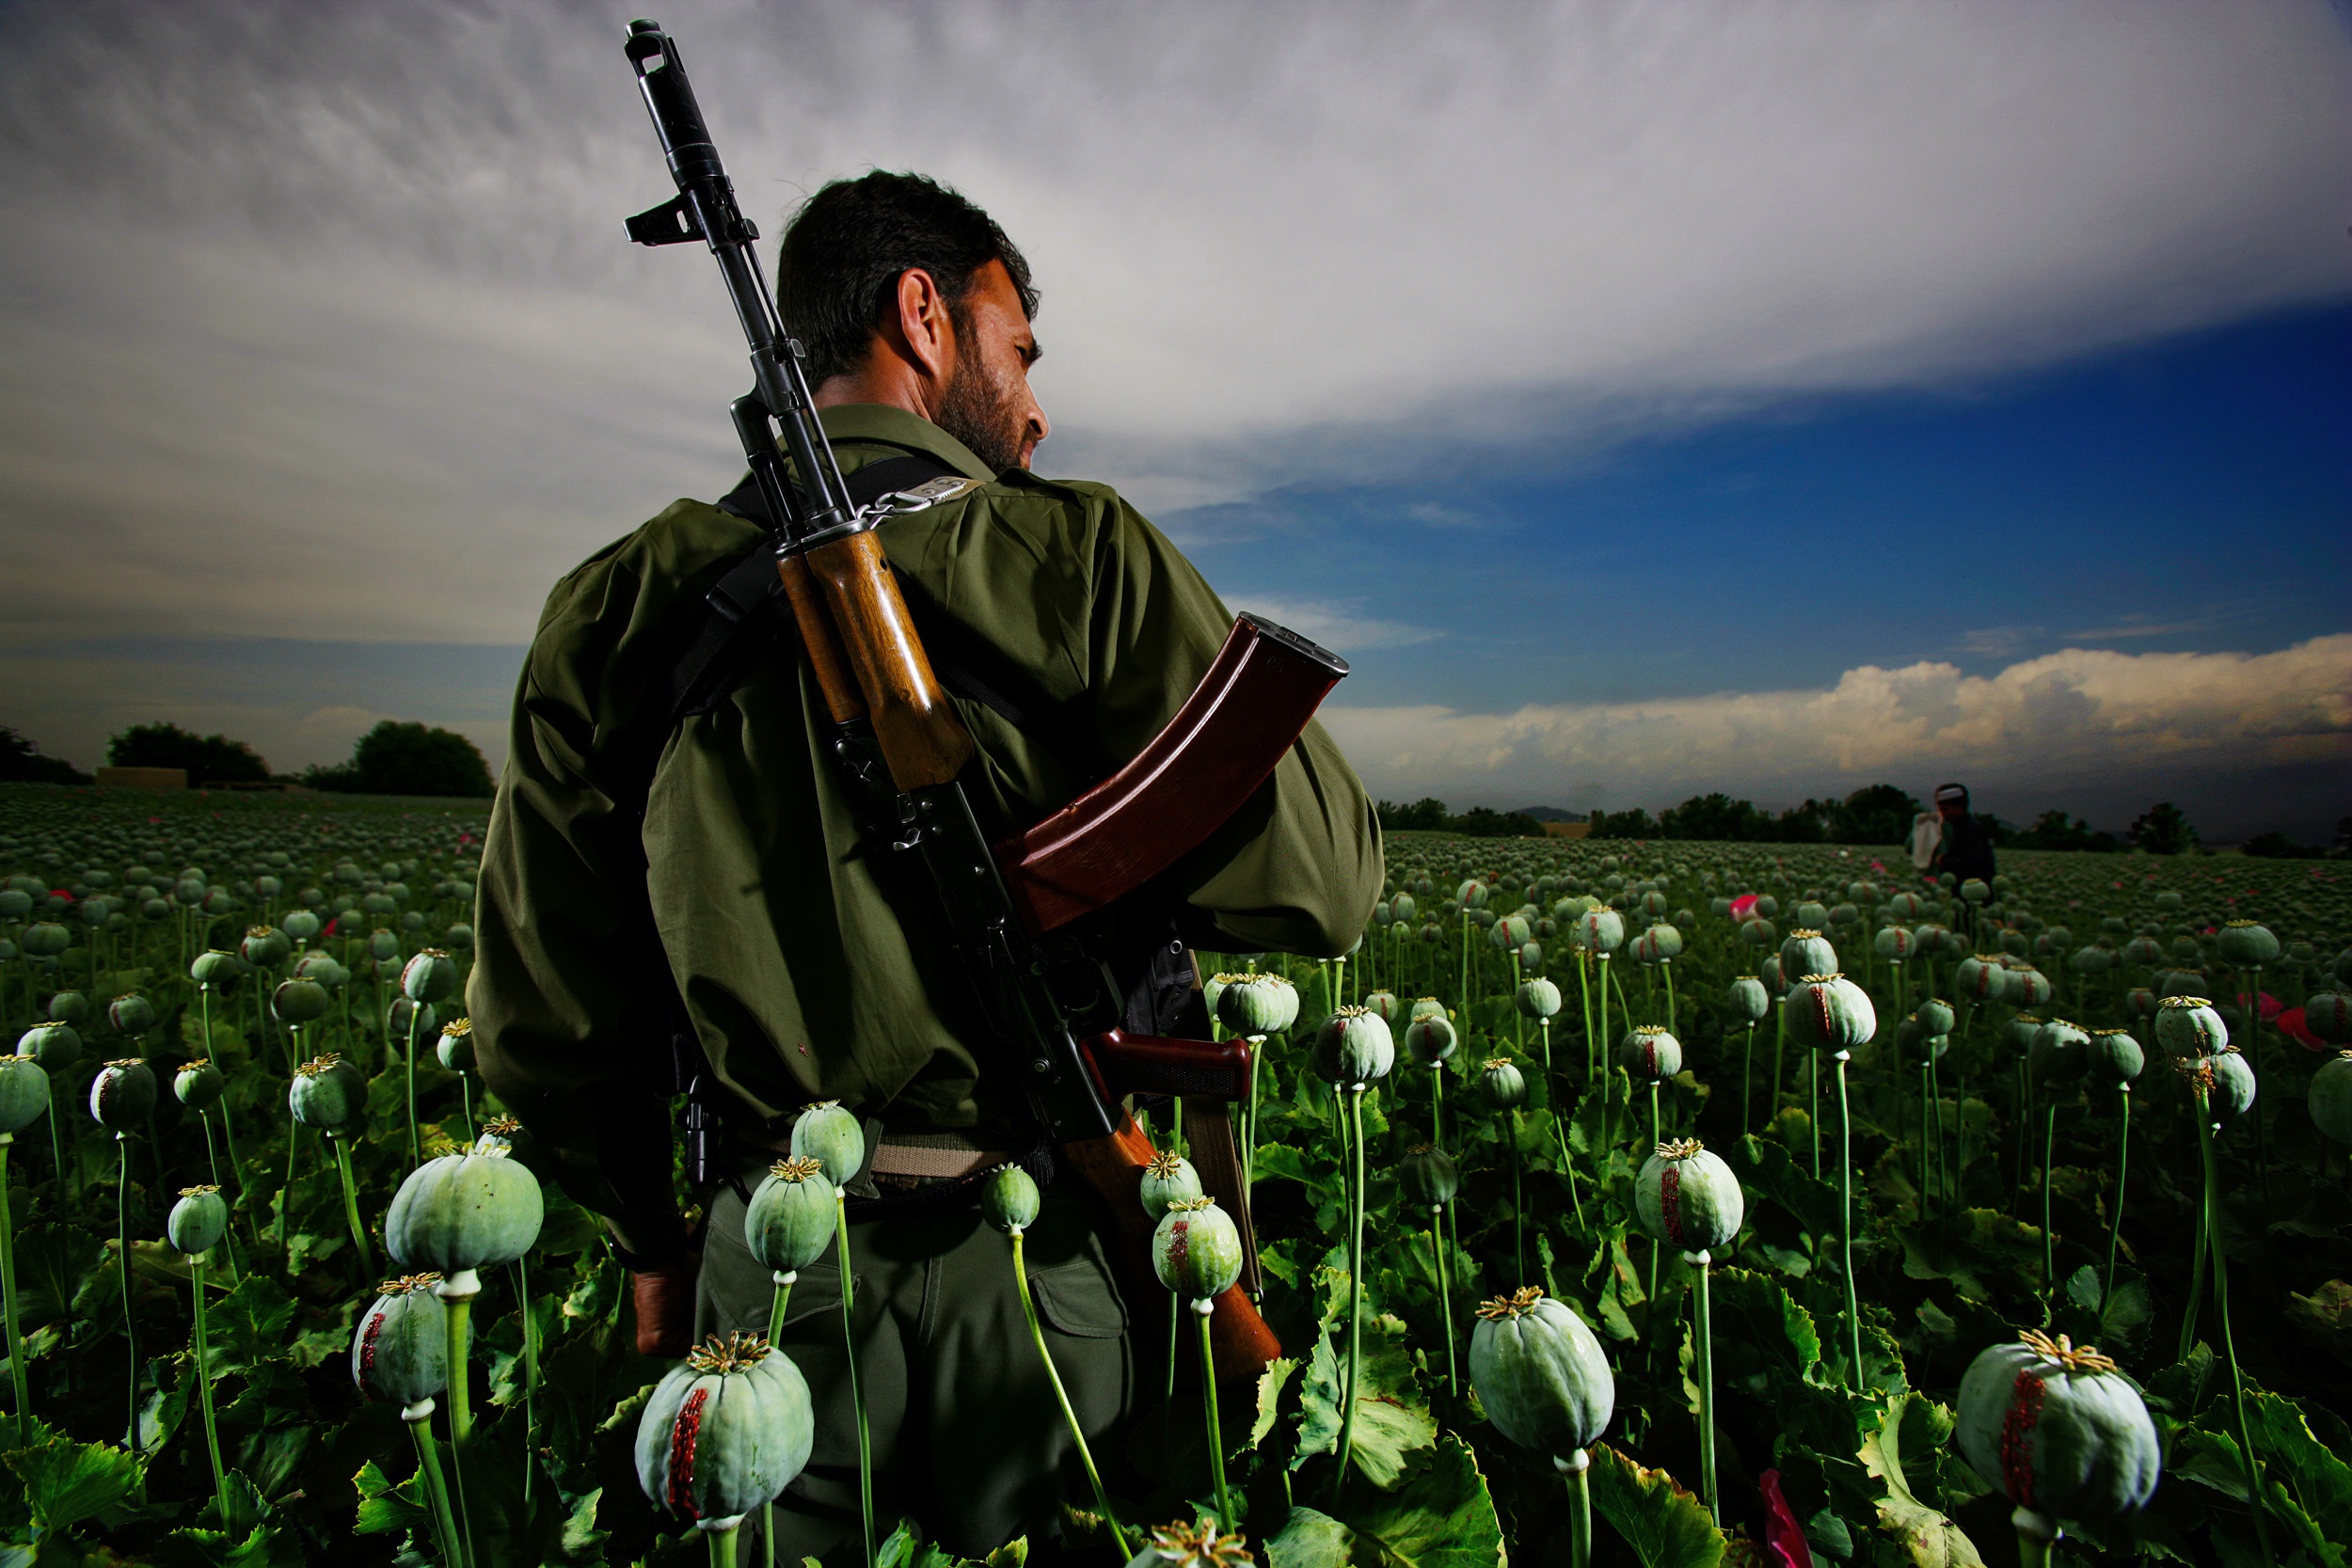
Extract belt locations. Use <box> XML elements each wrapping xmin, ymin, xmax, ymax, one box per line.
<box><xmin>744</xmin><ymin>1125</ymin><xmax>1024</xmax><ymax>1187</ymax></box>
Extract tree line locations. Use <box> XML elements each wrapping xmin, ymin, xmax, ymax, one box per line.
<box><xmin>0</xmin><ymin>721</ymin><xmax>493</xmax><ymax>798</ymax></box>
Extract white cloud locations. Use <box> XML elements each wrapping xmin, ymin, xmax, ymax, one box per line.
<box><xmin>1225</xmin><ymin>597</ymin><xmax>1442</xmax><ymax>655</ymax></box>
<box><xmin>0</xmin><ymin>0</ymin><xmax>2344</xmax><ymax>643</ymax></box>
<box><xmin>1326</xmin><ymin>634</ymin><xmax>2352</xmax><ymax>820</ymax></box>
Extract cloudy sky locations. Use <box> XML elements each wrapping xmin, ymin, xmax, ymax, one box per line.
<box><xmin>1</xmin><ymin>0</ymin><xmax>2346</xmax><ymax>838</ymax></box>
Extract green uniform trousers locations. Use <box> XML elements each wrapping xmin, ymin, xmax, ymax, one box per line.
<box><xmin>695</xmin><ymin>1178</ymin><xmax>1138</xmax><ymax>1561</ymax></box>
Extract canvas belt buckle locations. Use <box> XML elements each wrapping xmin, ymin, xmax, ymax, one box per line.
<box><xmin>867</xmin><ymin>1129</ymin><xmax>1019</xmax><ymax>1183</ymax></box>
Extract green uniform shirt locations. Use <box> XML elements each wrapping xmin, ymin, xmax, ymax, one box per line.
<box><xmin>471</xmin><ymin>404</ymin><xmax>1382</xmax><ymax>1224</ymax></box>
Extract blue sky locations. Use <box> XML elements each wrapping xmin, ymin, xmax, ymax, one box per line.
<box><xmin>1195</xmin><ymin>299</ymin><xmax>2351</xmax><ymax>712</ymax></box>
<box><xmin>1</xmin><ymin>0</ymin><xmax>2346</xmax><ymax>843</ymax></box>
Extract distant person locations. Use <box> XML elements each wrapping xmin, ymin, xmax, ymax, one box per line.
<box><xmin>1909</xmin><ymin>805</ymin><xmax>1942</xmax><ymax>875</ymax></box>
<box><xmin>1929</xmin><ymin>782</ymin><xmax>1996</xmax><ymax>886</ymax></box>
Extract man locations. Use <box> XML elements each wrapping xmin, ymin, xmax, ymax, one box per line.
<box><xmin>1928</xmin><ymin>782</ymin><xmax>1996</xmax><ymax>885</ymax></box>
<box><xmin>471</xmin><ymin>172</ymin><xmax>1381</xmax><ymax>1560</ymax></box>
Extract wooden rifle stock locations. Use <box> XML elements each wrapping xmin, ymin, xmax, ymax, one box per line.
<box><xmin>802</xmin><ymin>529</ymin><xmax>974</xmax><ymax>790</ymax></box>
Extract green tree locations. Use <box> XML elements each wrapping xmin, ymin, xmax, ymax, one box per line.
<box><xmin>311</xmin><ymin>721</ymin><xmax>494</xmax><ymax>798</ymax></box>
<box><xmin>2129</xmin><ymin>801</ymin><xmax>2200</xmax><ymax>856</ymax></box>
<box><xmin>1660</xmin><ymin>792</ymin><xmax>1766</xmax><ymax>841</ymax></box>
<box><xmin>106</xmin><ymin>721</ymin><xmax>268</xmax><ymax>784</ymax></box>
<box><xmin>0</xmin><ymin>728</ymin><xmax>91</xmax><ymax>785</ymax></box>
<box><xmin>1375</xmin><ymin>798</ymin><xmax>1454</xmax><ymax>832</ymax></box>
<box><xmin>1834</xmin><ymin>784</ymin><xmax>1922</xmax><ymax>845</ymax></box>
<box><xmin>1587</xmin><ymin>806</ymin><xmax>1659</xmax><ymax>840</ymax></box>
<box><xmin>1451</xmin><ymin>806</ymin><xmax>1545</xmax><ymax>838</ymax></box>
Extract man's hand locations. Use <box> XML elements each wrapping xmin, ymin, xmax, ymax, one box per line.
<box><xmin>629</xmin><ymin>1253</ymin><xmax>700</xmax><ymax>1358</ymax></box>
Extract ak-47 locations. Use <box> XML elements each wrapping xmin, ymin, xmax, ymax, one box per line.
<box><xmin>621</xmin><ymin>19</ymin><xmax>1347</xmax><ymax>1379</ymax></box>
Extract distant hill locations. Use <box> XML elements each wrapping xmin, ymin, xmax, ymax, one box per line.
<box><xmin>1516</xmin><ymin>806</ymin><xmax>1585</xmax><ymax>823</ymax></box>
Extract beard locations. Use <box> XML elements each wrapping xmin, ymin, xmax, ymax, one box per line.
<box><xmin>933</xmin><ymin>323</ymin><xmax>1031</xmax><ymax>475</ymax></box>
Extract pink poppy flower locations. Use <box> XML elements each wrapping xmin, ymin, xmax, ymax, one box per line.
<box><xmin>2279</xmin><ymin>1008</ymin><xmax>2323</xmax><ymax>1052</ymax></box>
<box><xmin>1758</xmin><ymin>1470</ymin><xmax>1814</xmax><ymax>1568</ymax></box>
<box><xmin>1731</xmin><ymin>895</ymin><xmax>1759</xmax><ymax>921</ymax></box>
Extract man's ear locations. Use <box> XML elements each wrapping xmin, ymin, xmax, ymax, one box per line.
<box><xmin>892</xmin><ymin>267</ymin><xmax>954</xmax><ymax>383</ymax></box>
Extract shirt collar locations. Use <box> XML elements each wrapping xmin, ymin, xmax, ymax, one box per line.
<box><xmin>815</xmin><ymin>403</ymin><xmax>996</xmax><ymax>483</ymax></box>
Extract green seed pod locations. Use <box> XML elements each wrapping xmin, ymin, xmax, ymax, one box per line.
<box><xmin>190</xmin><ymin>949</ymin><xmax>242</xmax><ymax>990</ymax></box>
<box><xmin>369</xmin><ymin>929</ymin><xmax>401</xmax><ymax>963</ymax></box>
<box><xmin>1361</xmin><ymin>990</ymin><xmax>1401</xmax><ymax>1023</ymax></box>
<box><xmin>386</xmin><ymin>996</ymin><xmax>437</xmax><ymax>1043</ymax></box>
<box><xmin>1876</xmin><ymin>926</ymin><xmax>1919</xmax><ymax>961</ymax></box>
<box><xmin>1391</xmin><ymin>893</ymin><xmax>1417</xmax><ymax>924</ymax></box>
<box><xmin>0</xmin><ymin>1055</ymin><xmax>53</xmax><ymax>1136</ymax></box>
<box><xmin>272</xmin><ymin>977</ymin><xmax>331</xmax><ymax>1025</ymax></box>
<box><xmin>980</xmin><ymin>1164</ymin><xmax>1041</xmax><ymax>1235</ymax></box>
<box><xmin>1456</xmin><ymin>879</ymin><xmax>1488</xmax><ymax>910</ymax></box>
<box><xmin>1516</xmin><ymin>977</ymin><xmax>1563</xmax><ymax>1020</ymax></box>
<box><xmin>1956</xmin><ymin>955</ymin><xmax>2006</xmax><ymax>1005</ymax></box>
<box><xmin>1956</xmin><ymin>1330</ymin><xmax>2159</xmax><ymax>1537</ymax></box>
<box><xmin>1408</xmin><ymin>996</ymin><xmax>1448</xmax><ymax>1022</ymax></box>
<box><xmin>0</xmin><ymin>889</ymin><xmax>27</xmax><ymax>920</ymax></box>
<box><xmin>1617</xmin><ymin>1026</ymin><xmax>1683</xmax><ymax>1083</ymax></box>
<box><xmin>436</xmin><ymin>1017</ymin><xmax>476</xmax><ymax>1071</ymax></box>
<box><xmin>20</xmin><ymin>923</ymin><xmax>71</xmax><ymax>958</ymax></box>
<box><xmin>788</xmin><ymin>1101</ymin><xmax>867</xmax><ymax>1186</ymax></box>
<box><xmin>1961</xmin><ymin>879</ymin><xmax>1991</xmax><ymax>905</ymax></box>
<box><xmin>2029</xmin><ymin>1021</ymin><xmax>2090</xmax><ymax>1085</ymax></box>
<box><xmin>105</xmin><ymin>993</ymin><xmax>156</xmax><ymax>1036</ymax></box>
<box><xmin>442</xmin><ymin>923</ymin><xmax>474</xmax><ymax>951</ymax></box>
<box><xmin>636</xmin><ymin>1333</ymin><xmax>816</xmax><ymax>1530</ymax></box>
<box><xmin>2069</xmin><ymin>945</ymin><xmax>2113</xmax><ymax>977</ymax></box>
<box><xmin>16</xmin><ymin>1022</ymin><xmax>82</xmax><ymax>1073</ymax></box>
<box><xmin>1915</xmin><ymin>998</ymin><xmax>1957</xmax><ymax>1037</ymax></box>
<box><xmin>2087</xmin><ymin>1028</ymin><xmax>2144</xmax><ymax>1087</ymax></box>
<box><xmin>1577</xmin><ymin>909</ymin><xmax>1624</xmax><ymax>955</ymax></box>
<box><xmin>1152</xmin><ymin>1196</ymin><xmax>1244</xmax><ymax>1299</ymax></box>
<box><xmin>1780</xmin><ymin>930</ymin><xmax>1837</xmax><ymax>984</ymax></box>
<box><xmin>2310</xmin><ymin>1053</ymin><xmax>2352</xmax><ymax>1148</ymax></box>
<box><xmin>2307</xmin><ymin>993</ymin><xmax>2352</xmax><ymax>1046</ymax></box>
<box><xmin>1479</xmin><ymin>1057</ymin><xmax>1527</xmax><ymax>1111</ymax></box>
<box><xmin>281</xmin><ymin>909</ymin><xmax>322</xmax><ymax>942</ymax></box>
<box><xmin>1404</xmin><ymin>1012</ymin><xmax>1458</xmax><ymax>1067</ymax></box>
<box><xmin>1489</xmin><ymin>913</ymin><xmax>1534</xmax><ymax>951</ymax></box>
<box><xmin>2004</xmin><ymin>1013</ymin><xmax>2046</xmax><ymax>1057</ymax></box>
<box><xmin>353</xmin><ymin>1275</ymin><xmax>450</xmax><ymax>1416</ymax></box>
<box><xmin>1200</xmin><ymin>972</ymin><xmax>1233</xmax><ymax>1023</ymax></box>
<box><xmin>174</xmin><ymin>1058</ymin><xmax>224</xmax><ymax>1108</ymax></box>
<box><xmin>2153</xmin><ymin>995</ymin><xmax>2226</xmax><ymax>1056</ymax></box>
<box><xmin>167</xmin><ymin>1185</ymin><xmax>230</xmax><ymax>1255</ymax></box>
<box><xmin>1314</xmin><ymin>1006</ymin><xmax>1395</xmax><ymax>1087</ymax></box>
<box><xmin>385</xmin><ymin>1136</ymin><xmax>546</xmax><ymax>1278</ymax></box>
<box><xmin>1400</xmin><ymin>1144</ymin><xmax>1461</xmax><ymax>1207</ymax></box>
<box><xmin>240</xmin><ymin>926</ymin><xmax>291</xmax><ymax>969</ymax></box>
<box><xmin>47</xmin><ymin>990</ymin><xmax>88</xmax><ymax>1024</ymax></box>
<box><xmin>2214</xmin><ymin>920</ymin><xmax>2279</xmax><ymax>968</ymax></box>
<box><xmin>290</xmin><ymin>1053</ymin><xmax>368</xmax><ymax>1130</ymax></box>
<box><xmin>1216</xmin><ymin>974</ymin><xmax>1299</xmax><ymax>1037</ymax></box>
<box><xmin>1740</xmin><ymin>917</ymin><xmax>1778</xmax><ymax>949</ymax></box>
<box><xmin>401</xmin><ymin>948</ymin><xmax>459</xmax><ymax>1004</ymax></box>
<box><xmin>88</xmin><ymin>1058</ymin><xmax>156</xmax><ymax>1131</ymax></box>
<box><xmin>2185</xmin><ymin>1049</ymin><xmax>2257</xmax><ymax>1119</ymax></box>
<box><xmin>2009</xmin><ymin>967</ymin><xmax>2055</xmax><ymax>1010</ymax></box>
<box><xmin>1782</xmin><ymin>974</ymin><xmax>1877</xmax><ymax>1053</ymax></box>
<box><xmin>1634</xmin><ymin>1138</ymin><xmax>1744</xmax><ymax>1253</ymax></box>
<box><xmin>1140</xmin><ymin>1149</ymin><xmax>1204</xmax><ymax>1220</ymax></box>
<box><xmin>1470</xmin><ymin>1288</ymin><xmax>1614</xmax><ymax>1461</ymax></box>
<box><xmin>1724</xmin><ymin>975</ymin><xmax>1770</xmax><ymax>1024</ymax></box>
<box><xmin>1630</xmin><ymin>923</ymin><xmax>1682</xmax><ymax>965</ymax></box>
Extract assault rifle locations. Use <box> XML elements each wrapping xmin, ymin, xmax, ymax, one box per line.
<box><xmin>621</xmin><ymin>20</ymin><xmax>1348</xmax><ymax>1378</ymax></box>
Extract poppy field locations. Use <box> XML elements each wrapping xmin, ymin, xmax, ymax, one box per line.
<box><xmin>2</xmin><ymin>781</ymin><xmax>2349</xmax><ymax>1568</ymax></box>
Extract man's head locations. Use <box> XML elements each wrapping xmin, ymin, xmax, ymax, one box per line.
<box><xmin>777</xmin><ymin>171</ymin><xmax>1047</xmax><ymax>472</ymax></box>
<box><xmin>1934</xmin><ymin>783</ymin><xmax>1969</xmax><ymax>821</ymax></box>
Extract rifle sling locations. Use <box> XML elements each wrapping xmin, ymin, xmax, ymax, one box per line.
<box><xmin>675</xmin><ymin>453</ymin><xmax>1105</xmax><ymax>782</ymax></box>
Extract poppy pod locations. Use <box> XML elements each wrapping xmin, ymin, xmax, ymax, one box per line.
<box><xmin>2087</xmin><ymin>1029</ymin><xmax>2145</xmax><ymax>1088</ymax></box>
<box><xmin>15</xmin><ymin>1022</ymin><xmax>81</xmax><ymax>1073</ymax></box>
<box><xmin>979</xmin><ymin>1164</ymin><xmax>1041</xmax><ymax>1235</ymax></box>
<box><xmin>1470</xmin><ymin>1288</ymin><xmax>1614</xmax><ymax>1460</ymax></box>
<box><xmin>1634</xmin><ymin>1139</ymin><xmax>1744</xmax><ymax>1253</ymax></box>
<box><xmin>167</xmin><ymin>1186</ymin><xmax>230</xmax><ymax>1256</ymax></box>
<box><xmin>401</xmin><ymin>949</ymin><xmax>459</xmax><ymax>1005</ymax></box>
<box><xmin>1516</xmin><ymin>977</ymin><xmax>1563</xmax><ymax>1020</ymax></box>
<box><xmin>1956</xmin><ymin>1331</ymin><xmax>2159</xmax><ymax>1540</ymax></box>
<box><xmin>1780</xmin><ymin>930</ymin><xmax>1837</xmax><ymax>985</ymax></box>
<box><xmin>1577</xmin><ymin>909</ymin><xmax>1624</xmax><ymax>955</ymax></box>
<box><xmin>744</xmin><ymin>1157</ymin><xmax>838</xmax><ymax>1271</ymax></box>
<box><xmin>2028</xmin><ymin>1022</ymin><xmax>2090</xmax><ymax>1085</ymax></box>
<box><xmin>1400</xmin><ymin>1144</ymin><xmax>1461</xmax><ymax>1207</ymax></box>
<box><xmin>1875</xmin><ymin>926</ymin><xmax>1919</xmax><ymax>961</ymax></box>
<box><xmin>2153</xmin><ymin>996</ymin><xmax>2227</xmax><ymax>1056</ymax></box>
<box><xmin>788</xmin><ymin>1101</ymin><xmax>866</xmax><ymax>1186</ymax></box>
<box><xmin>1216</xmin><ymin>974</ymin><xmax>1299</xmax><ymax>1037</ymax></box>
<box><xmin>352</xmin><ymin>1275</ymin><xmax>449</xmax><ymax>1417</ymax></box>
<box><xmin>1915</xmin><ymin>998</ymin><xmax>1957</xmax><ymax>1037</ymax></box>
<box><xmin>89</xmin><ymin>1058</ymin><xmax>156</xmax><ymax>1132</ymax></box>
<box><xmin>1314</xmin><ymin>1006</ymin><xmax>1395</xmax><ymax>1087</ymax></box>
<box><xmin>2215</xmin><ymin>920</ymin><xmax>2279</xmax><ymax>968</ymax></box>
<box><xmin>0</xmin><ymin>1056</ymin><xmax>52</xmax><ymax>1136</ymax></box>
<box><xmin>273</xmin><ymin>978</ymin><xmax>331</xmax><ymax>1025</ymax></box>
<box><xmin>2311</xmin><ymin>1053</ymin><xmax>2352</xmax><ymax>1147</ymax></box>
<box><xmin>2303</xmin><ymin>992</ymin><xmax>2351</xmax><ymax>1046</ymax></box>
<box><xmin>635</xmin><ymin>1333</ymin><xmax>816</xmax><ymax>1530</ymax></box>
<box><xmin>2010</xmin><ymin>968</ymin><xmax>2055</xmax><ymax>1010</ymax></box>
<box><xmin>1724</xmin><ymin>976</ymin><xmax>1770</xmax><ymax>1024</ymax></box>
<box><xmin>1139</xmin><ymin>1149</ymin><xmax>1204</xmax><ymax>1219</ymax></box>
<box><xmin>385</xmin><ymin>1134</ymin><xmax>546</xmax><ymax>1283</ymax></box>
<box><xmin>1616</xmin><ymin>1026</ymin><xmax>1683</xmax><ymax>1083</ymax></box>
<box><xmin>1782</xmin><ymin>974</ymin><xmax>1876</xmax><ymax>1053</ymax></box>
<box><xmin>1480</xmin><ymin>1058</ymin><xmax>1528</xmax><ymax>1111</ymax></box>
<box><xmin>1152</xmin><ymin>1196</ymin><xmax>1244</xmax><ymax>1299</ymax></box>
<box><xmin>1404</xmin><ymin>1012</ymin><xmax>1459</xmax><ymax>1067</ymax></box>
<box><xmin>290</xmin><ymin>1054</ymin><xmax>368</xmax><ymax>1130</ymax></box>
<box><xmin>106</xmin><ymin>993</ymin><xmax>156</xmax><ymax>1036</ymax></box>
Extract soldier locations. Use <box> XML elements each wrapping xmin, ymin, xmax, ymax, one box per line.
<box><xmin>471</xmin><ymin>171</ymin><xmax>1380</xmax><ymax>1560</ymax></box>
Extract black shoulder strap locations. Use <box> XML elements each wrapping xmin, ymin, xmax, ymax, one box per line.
<box><xmin>670</xmin><ymin>453</ymin><xmax>1105</xmax><ymax>780</ymax></box>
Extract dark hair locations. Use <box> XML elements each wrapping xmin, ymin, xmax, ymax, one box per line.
<box><xmin>775</xmin><ymin>171</ymin><xmax>1038</xmax><ymax>385</ymax></box>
